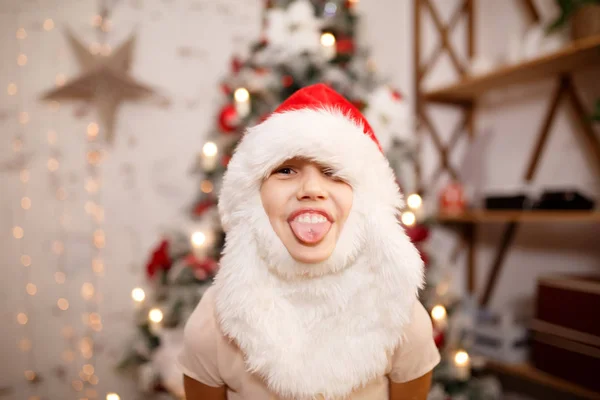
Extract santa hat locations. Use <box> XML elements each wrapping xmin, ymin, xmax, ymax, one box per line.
<box><xmin>219</xmin><ymin>83</ymin><xmax>406</xmax><ymax>233</ymax></box>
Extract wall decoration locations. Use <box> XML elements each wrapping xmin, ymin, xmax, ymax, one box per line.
<box><xmin>39</xmin><ymin>29</ymin><xmax>165</xmax><ymax>145</ymax></box>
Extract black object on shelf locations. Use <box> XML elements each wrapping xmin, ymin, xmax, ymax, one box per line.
<box><xmin>534</xmin><ymin>190</ymin><xmax>595</xmax><ymax>210</ymax></box>
<box><xmin>484</xmin><ymin>194</ymin><xmax>531</xmax><ymax>210</ymax></box>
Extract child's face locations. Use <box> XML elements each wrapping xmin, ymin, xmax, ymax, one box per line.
<box><xmin>260</xmin><ymin>157</ymin><xmax>353</xmax><ymax>264</ymax></box>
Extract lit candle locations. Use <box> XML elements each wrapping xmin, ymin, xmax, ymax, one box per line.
<box><xmin>430</xmin><ymin>304</ymin><xmax>447</xmax><ymax>331</ymax></box>
<box><xmin>453</xmin><ymin>350</ymin><xmax>471</xmax><ymax>381</ymax></box>
<box><xmin>201</xmin><ymin>142</ymin><xmax>218</xmax><ymax>171</ymax></box>
<box><xmin>234</xmin><ymin>88</ymin><xmax>250</xmax><ymax>118</ymax></box>
<box><xmin>131</xmin><ymin>287</ymin><xmax>145</xmax><ymax>309</ymax></box>
<box><xmin>320</xmin><ymin>32</ymin><xmax>336</xmax><ymax>61</ymax></box>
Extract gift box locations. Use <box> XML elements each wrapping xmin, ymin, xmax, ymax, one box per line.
<box><xmin>531</xmin><ymin>275</ymin><xmax>600</xmax><ymax>393</ymax></box>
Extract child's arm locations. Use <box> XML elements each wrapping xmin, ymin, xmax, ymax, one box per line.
<box><xmin>183</xmin><ymin>375</ymin><xmax>227</xmax><ymax>400</ymax></box>
<box><xmin>389</xmin><ymin>370</ymin><xmax>433</xmax><ymax>400</ymax></box>
<box><xmin>387</xmin><ymin>300</ymin><xmax>440</xmax><ymax>399</ymax></box>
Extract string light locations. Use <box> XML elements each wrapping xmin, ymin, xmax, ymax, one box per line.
<box><xmin>13</xmin><ymin>226</ymin><xmax>24</xmax><ymax>239</ymax></box>
<box><xmin>400</xmin><ymin>211</ymin><xmax>416</xmax><ymax>226</ymax></box>
<box><xmin>26</xmin><ymin>283</ymin><xmax>37</xmax><ymax>296</ymax></box>
<box><xmin>47</xmin><ymin>157</ymin><xmax>60</xmax><ymax>171</ymax></box>
<box><xmin>21</xmin><ymin>197</ymin><xmax>31</xmax><ymax>210</ymax></box>
<box><xmin>131</xmin><ymin>288</ymin><xmax>145</xmax><ymax>302</ymax></box>
<box><xmin>431</xmin><ymin>305</ymin><xmax>447</xmax><ymax>320</ymax></box>
<box><xmin>43</xmin><ymin>18</ymin><xmax>54</xmax><ymax>31</ymax></box>
<box><xmin>17</xmin><ymin>53</ymin><xmax>28</xmax><ymax>66</ymax></box>
<box><xmin>234</xmin><ymin>87</ymin><xmax>249</xmax><ymax>103</ymax></box>
<box><xmin>87</xmin><ymin>122</ymin><xmax>99</xmax><ymax>139</ymax></box>
<box><xmin>72</xmin><ymin>380</ymin><xmax>84</xmax><ymax>391</ymax></box>
<box><xmin>57</xmin><ymin>298</ymin><xmax>70</xmax><ymax>311</ymax></box>
<box><xmin>407</xmin><ymin>194</ymin><xmax>422</xmax><ymax>209</ymax></box>
<box><xmin>320</xmin><ymin>32</ymin><xmax>336</xmax><ymax>60</ymax></box>
<box><xmin>21</xmin><ymin>255</ymin><xmax>31</xmax><ymax>266</ymax></box>
<box><xmin>7</xmin><ymin>83</ymin><xmax>18</xmax><ymax>95</ymax></box>
<box><xmin>320</xmin><ymin>32</ymin><xmax>336</xmax><ymax>47</ymax></box>
<box><xmin>149</xmin><ymin>308</ymin><xmax>163</xmax><ymax>323</ymax></box>
<box><xmin>191</xmin><ymin>231</ymin><xmax>206</xmax><ymax>247</ymax></box>
<box><xmin>202</xmin><ymin>142</ymin><xmax>218</xmax><ymax>157</ymax></box>
<box><xmin>200</xmin><ymin>180</ymin><xmax>213</xmax><ymax>193</ymax></box>
<box><xmin>106</xmin><ymin>393</ymin><xmax>120</xmax><ymax>400</ymax></box>
<box><xmin>81</xmin><ymin>283</ymin><xmax>95</xmax><ymax>300</ymax></box>
<box><xmin>454</xmin><ymin>350</ymin><xmax>469</xmax><ymax>366</ymax></box>
<box><xmin>16</xmin><ymin>28</ymin><xmax>27</xmax><ymax>39</ymax></box>
<box><xmin>17</xmin><ymin>313</ymin><xmax>28</xmax><ymax>325</ymax></box>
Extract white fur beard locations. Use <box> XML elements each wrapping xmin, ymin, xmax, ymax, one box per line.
<box><xmin>213</xmin><ymin>195</ymin><xmax>424</xmax><ymax>400</ymax></box>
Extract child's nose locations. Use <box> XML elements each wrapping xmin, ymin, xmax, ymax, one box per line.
<box><xmin>297</xmin><ymin>170</ymin><xmax>328</xmax><ymax>200</ymax></box>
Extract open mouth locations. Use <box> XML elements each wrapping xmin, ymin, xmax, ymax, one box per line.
<box><xmin>288</xmin><ymin>209</ymin><xmax>333</xmax><ymax>245</ymax></box>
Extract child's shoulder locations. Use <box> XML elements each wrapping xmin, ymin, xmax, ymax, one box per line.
<box><xmin>388</xmin><ymin>299</ymin><xmax>441</xmax><ymax>383</ymax></box>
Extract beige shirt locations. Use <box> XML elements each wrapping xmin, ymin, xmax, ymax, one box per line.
<box><xmin>177</xmin><ymin>287</ymin><xmax>440</xmax><ymax>399</ymax></box>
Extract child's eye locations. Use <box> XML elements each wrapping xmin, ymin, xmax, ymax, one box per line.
<box><xmin>275</xmin><ymin>167</ymin><xmax>294</xmax><ymax>175</ymax></box>
<box><xmin>322</xmin><ymin>168</ymin><xmax>336</xmax><ymax>177</ymax></box>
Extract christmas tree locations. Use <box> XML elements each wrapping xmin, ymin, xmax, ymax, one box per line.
<box><xmin>117</xmin><ymin>1</ymin><xmax>502</xmax><ymax>398</ymax></box>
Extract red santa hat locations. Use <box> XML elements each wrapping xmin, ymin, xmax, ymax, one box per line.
<box><xmin>270</xmin><ymin>83</ymin><xmax>383</xmax><ymax>152</ymax></box>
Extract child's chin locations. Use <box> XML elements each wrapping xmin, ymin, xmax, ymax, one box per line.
<box><xmin>287</xmin><ymin>243</ymin><xmax>335</xmax><ymax>265</ymax></box>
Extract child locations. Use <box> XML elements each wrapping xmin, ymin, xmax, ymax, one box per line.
<box><xmin>177</xmin><ymin>83</ymin><xmax>440</xmax><ymax>400</ymax></box>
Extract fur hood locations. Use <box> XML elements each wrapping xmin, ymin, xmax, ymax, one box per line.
<box><xmin>213</xmin><ymin>84</ymin><xmax>425</xmax><ymax>399</ymax></box>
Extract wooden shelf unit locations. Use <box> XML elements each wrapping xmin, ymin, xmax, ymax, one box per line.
<box><xmin>425</xmin><ymin>34</ymin><xmax>600</xmax><ymax>104</ymax></box>
<box><xmin>437</xmin><ymin>210</ymin><xmax>600</xmax><ymax>223</ymax></box>
<box><xmin>414</xmin><ymin>0</ymin><xmax>600</xmax><ymax>396</ymax></box>
<box><xmin>486</xmin><ymin>361</ymin><xmax>600</xmax><ymax>400</ymax></box>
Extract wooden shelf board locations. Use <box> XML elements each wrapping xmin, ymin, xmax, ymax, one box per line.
<box><xmin>436</xmin><ymin>210</ymin><xmax>600</xmax><ymax>223</ymax></box>
<box><xmin>425</xmin><ymin>35</ymin><xmax>600</xmax><ymax>104</ymax></box>
<box><xmin>486</xmin><ymin>361</ymin><xmax>600</xmax><ymax>400</ymax></box>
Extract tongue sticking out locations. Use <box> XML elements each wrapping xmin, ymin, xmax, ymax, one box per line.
<box><xmin>289</xmin><ymin>219</ymin><xmax>332</xmax><ymax>245</ymax></box>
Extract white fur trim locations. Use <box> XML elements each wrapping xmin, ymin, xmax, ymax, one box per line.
<box><xmin>214</xmin><ymin>108</ymin><xmax>425</xmax><ymax>399</ymax></box>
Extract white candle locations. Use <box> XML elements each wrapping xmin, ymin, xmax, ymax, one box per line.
<box><xmin>202</xmin><ymin>142</ymin><xmax>218</xmax><ymax>171</ymax></box>
<box><xmin>431</xmin><ymin>304</ymin><xmax>448</xmax><ymax>331</ymax></box>
<box><xmin>453</xmin><ymin>350</ymin><xmax>471</xmax><ymax>381</ymax></box>
<box><xmin>234</xmin><ymin>88</ymin><xmax>251</xmax><ymax>118</ymax></box>
<box><xmin>320</xmin><ymin>32</ymin><xmax>336</xmax><ymax>61</ymax></box>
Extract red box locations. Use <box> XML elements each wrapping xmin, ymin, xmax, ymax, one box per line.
<box><xmin>531</xmin><ymin>274</ymin><xmax>600</xmax><ymax>393</ymax></box>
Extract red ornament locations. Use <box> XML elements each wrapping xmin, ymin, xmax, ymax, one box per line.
<box><xmin>344</xmin><ymin>0</ymin><xmax>356</xmax><ymax>9</ymax></box>
<box><xmin>282</xmin><ymin>75</ymin><xmax>294</xmax><ymax>88</ymax></box>
<box><xmin>336</xmin><ymin>37</ymin><xmax>355</xmax><ymax>54</ymax></box>
<box><xmin>146</xmin><ymin>240</ymin><xmax>171</xmax><ymax>279</ymax></box>
<box><xmin>433</xmin><ymin>328</ymin><xmax>445</xmax><ymax>349</ymax></box>
<box><xmin>405</xmin><ymin>224</ymin><xmax>430</xmax><ymax>244</ymax></box>
<box><xmin>439</xmin><ymin>182</ymin><xmax>466</xmax><ymax>215</ymax></box>
<box><xmin>184</xmin><ymin>254</ymin><xmax>219</xmax><ymax>280</ymax></box>
<box><xmin>231</xmin><ymin>56</ymin><xmax>243</xmax><ymax>74</ymax></box>
<box><xmin>218</xmin><ymin>104</ymin><xmax>239</xmax><ymax>133</ymax></box>
<box><xmin>391</xmin><ymin>90</ymin><xmax>403</xmax><ymax>101</ymax></box>
<box><xmin>193</xmin><ymin>199</ymin><xmax>215</xmax><ymax>216</ymax></box>
<box><xmin>220</xmin><ymin>83</ymin><xmax>232</xmax><ymax>95</ymax></box>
